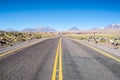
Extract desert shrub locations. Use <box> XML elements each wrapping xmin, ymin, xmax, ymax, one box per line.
<box><xmin>0</xmin><ymin>31</ymin><xmax>55</xmax><ymax>46</ymax></box>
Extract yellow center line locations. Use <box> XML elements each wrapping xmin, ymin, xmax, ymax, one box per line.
<box><xmin>73</xmin><ymin>39</ymin><xmax>120</xmax><ymax>63</ymax></box>
<box><xmin>52</xmin><ymin>38</ymin><xmax>63</xmax><ymax>80</ymax></box>
<box><xmin>59</xmin><ymin>38</ymin><xmax>63</xmax><ymax>80</ymax></box>
<box><xmin>52</xmin><ymin>39</ymin><xmax>60</xmax><ymax>80</ymax></box>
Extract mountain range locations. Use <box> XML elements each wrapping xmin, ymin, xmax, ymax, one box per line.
<box><xmin>69</xmin><ymin>26</ymin><xmax>79</xmax><ymax>30</ymax></box>
<box><xmin>4</xmin><ymin>28</ymin><xmax>19</xmax><ymax>32</ymax></box>
<box><xmin>2</xmin><ymin>23</ymin><xmax>120</xmax><ymax>32</ymax></box>
<box><xmin>104</xmin><ymin>24</ymin><xmax>120</xmax><ymax>29</ymax></box>
<box><xmin>91</xmin><ymin>23</ymin><xmax>120</xmax><ymax>30</ymax></box>
<box><xmin>22</xmin><ymin>26</ymin><xmax>56</xmax><ymax>32</ymax></box>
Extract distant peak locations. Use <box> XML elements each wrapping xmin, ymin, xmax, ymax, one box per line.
<box><xmin>22</xmin><ymin>26</ymin><xmax>56</xmax><ymax>32</ymax></box>
<box><xmin>4</xmin><ymin>28</ymin><xmax>18</xmax><ymax>32</ymax></box>
<box><xmin>105</xmin><ymin>23</ymin><xmax>120</xmax><ymax>29</ymax></box>
<box><xmin>91</xmin><ymin>27</ymin><xmax>98</xmax><ymax>30</ymax></box>
<box><xmin>69</xmin><ymin>26</ymin><xmax>79</xmax><ymax>30</ymax></box>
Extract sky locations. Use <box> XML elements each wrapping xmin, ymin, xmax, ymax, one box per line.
<box><xmin>0</xmin><ymin>0</ymin><xmax>120</xmax><ymax>31</ymax></box>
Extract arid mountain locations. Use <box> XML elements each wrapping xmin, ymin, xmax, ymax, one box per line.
<box><xmin>22</xmin><ymin>28</ymin><xmax>36</xmax><ymax>32</ymax></box>
<box><xmin>4</xmin><ymin>28</ymin><xmax>18</xmax><ymax>32</ymax></box>
<box><xmin>22</xmin><ymin>26</ymin><xmax>56</xmax><ymax>32</ymax></box>
<box><xmin>105</xmin><ymin>24</ymin><xmax>120</xmax><ymax>29</ymax></box>
<box><xmin>69</xmin><ymin>26</ymin><xmax>79</xmax><ymax>30</ymax></box>
<box><xmin>37</xmin><ymin>26</ymin><xmax>56</xmax><ymax>32</ymax></box>
<box><xmin>91</xmin><ymin>27</ymin><xmax>98</xmax><ymax>30</ymax></box>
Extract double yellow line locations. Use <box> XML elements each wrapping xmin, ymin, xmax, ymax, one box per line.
<box><xmin>52</xmin><ymin>38</ymin><xmax>63</xmax><ymax>80</ymax></box>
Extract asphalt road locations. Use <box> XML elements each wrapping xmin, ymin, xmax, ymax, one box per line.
<box><xmin>0</xmin><ymin>38</ymin><xmax>59</xmax><ymax>80</ymax></box>
<box><xmin>62</xmin><ymin>37</ymin><xmax>120</xmax><ymax>80</ymax></box>
<box><xmin>1</xmin><ymin>37</ymin><xmax>120</xmax><ymax>80</ymax></box>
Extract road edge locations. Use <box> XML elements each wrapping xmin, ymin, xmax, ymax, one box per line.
<box><xmin>68</xmin><ymin>37</ymin><xmax>120</xmax><ymax>63</ymax></box>
<box><xmin>0</xmin><ymin>37</ymin><xmax>56</xmax><ymax>58</ymax></box>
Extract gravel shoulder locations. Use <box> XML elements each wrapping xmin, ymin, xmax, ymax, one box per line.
<box><xmin>71</xmin><ymin>38</ymin><xmax>120</xmax><ymax>59</ymax></box>
<box><xmin>0</xmin><ymin>38</ymin><xmax>51</xmax><ymax>55</ymax></box>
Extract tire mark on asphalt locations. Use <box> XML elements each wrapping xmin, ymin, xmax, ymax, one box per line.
<box><xmin>33</xmin><ymin>38</ymin><xmax>58</xmax><ymax>80</ymax></box>
<box><xmin>0</xmin><ymin>38</ymin><xmax>58</xmax><ymax>80</ymax></box>
<box><xmin>62</xmin><ymin>38</ymin><xmax>84</xmax><ymax>80</ymax></box>
<box><xmin>70</xmin><ymin>39</ymin><xmax>120</xmax><ymax>79</ymax></box>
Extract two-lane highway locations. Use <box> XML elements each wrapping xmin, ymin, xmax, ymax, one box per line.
<box><xmin>1</xmin><ymin>37</ymin><xmax>120</xmax><ymax>80</ymax></box>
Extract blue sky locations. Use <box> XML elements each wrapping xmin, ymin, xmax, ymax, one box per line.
<box><xmin>0</xmin><ymin>0</ymin><xmax>120</xmax><ymax>31</ymax></box>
